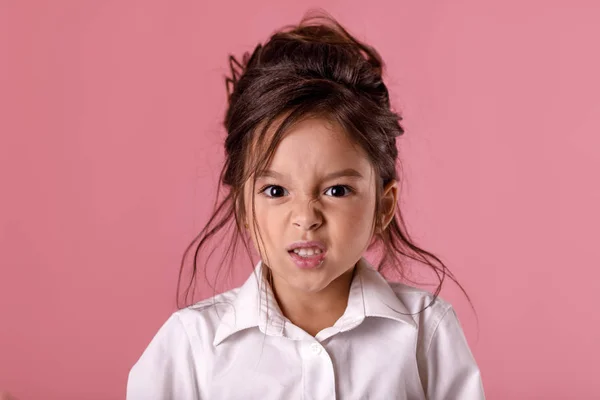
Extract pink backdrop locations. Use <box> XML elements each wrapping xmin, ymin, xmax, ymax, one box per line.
<box><xmin>1</xmin><ymin>1</ymin><xmax>599</xmax><ymax>399</ymax></box>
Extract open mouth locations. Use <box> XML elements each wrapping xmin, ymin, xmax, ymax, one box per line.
<box><xmin>286</xmin><ymin>242</ymin><xmax>327</xmax><ymax>269</ymax></box>
<box><xmin>289</xmin><ymin>247</ymin><xmax>324</xmax><ymax>258</ymax></box>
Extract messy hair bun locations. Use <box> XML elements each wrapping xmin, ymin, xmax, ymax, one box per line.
<box><xmin>178</xmin><ymin>10</ymin><xmax>470</xmax><ymax>311</ymax></box>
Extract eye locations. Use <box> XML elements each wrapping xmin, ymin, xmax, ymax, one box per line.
<box><xmin>260</xmin><ymin>185</ymin><xmax>288</xmax><ymax>198</ymax></box>
<box><xmin>324</xmin><ymin>185</ymin><xmax>353</xmax><ymax>197</ymax></box>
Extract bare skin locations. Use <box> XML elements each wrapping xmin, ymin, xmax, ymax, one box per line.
<box><xmin>244</xmin><ymin>116</ymin><xmax>398</xmax><ymax>336</ymax></box>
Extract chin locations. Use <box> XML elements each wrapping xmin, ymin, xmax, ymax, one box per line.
<box><xmin>290</xmin><ymin>278</ymin><xmax>332</xmax><ymax>294</ymax></box>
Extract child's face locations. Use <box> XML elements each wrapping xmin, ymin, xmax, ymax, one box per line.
<box><xmin>244</xmin><ymin>116</ymin><xmax>383</xmax><ymax>294</ymax></box>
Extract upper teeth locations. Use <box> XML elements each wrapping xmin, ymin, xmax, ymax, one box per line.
<box><xmin>293</xmin><ymin>248</ymin><xmax>322</xmax><ymax>256</ymax></box>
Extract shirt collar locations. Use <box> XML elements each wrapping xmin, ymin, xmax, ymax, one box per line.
<box><xmin>353</xmin><ymin>257</ymin><xmax>417</xmax><ymax>328</ymax></box>
<box><xmin>213</xmin><ymin>261</ymin><xmax>285</xmax><ymax>346</ymax></box>
<box><xmin>213</xmin><ymin>257</ymin><xmax>415</xmax><ymax>346</ymax></box>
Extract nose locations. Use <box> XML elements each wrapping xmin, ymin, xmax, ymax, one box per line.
<box><xmin>292</xmin><ymin>198</ymin><xmax>323</xmax><ymax>231</ymax></box>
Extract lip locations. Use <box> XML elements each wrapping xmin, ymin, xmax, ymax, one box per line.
<box><xmin>286</xmin><ymin>241</ymin><xmax>326</xmax><ymax>252</ymax></box>
<box><xmin>286</xmin><ymin>241</ymin><xmax>327</xmax><ymax>269</ymax></box>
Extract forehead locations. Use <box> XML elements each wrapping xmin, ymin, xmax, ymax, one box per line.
<box><xmin>249</xmin><ymin>115</ymin><xmax>373</xmax><ymax>176</ymax></box>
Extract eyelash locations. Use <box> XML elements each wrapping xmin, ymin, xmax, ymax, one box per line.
<box><xmin>258</xmin><ymin>184</ymin><xmax>354</xmax><ymax>198</ymax></box>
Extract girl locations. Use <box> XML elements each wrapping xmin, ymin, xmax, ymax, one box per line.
<box><xmin>127</xmin><ymin>11</ymin><xmax>485</xmax><ymax>400</ymax></box>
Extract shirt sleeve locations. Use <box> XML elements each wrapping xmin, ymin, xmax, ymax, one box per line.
<box><xmin>421</xmin><ymin>306</ymin><xmax>486</xmax><ymax>400</ymax></box>
<box><xmin>126</xmin><ymin>313</ymin><xmax>201</xmax><ymax>400</ymax></box>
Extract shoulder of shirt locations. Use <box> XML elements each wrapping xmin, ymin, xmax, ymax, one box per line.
<box><xmin>168</xmin><ymin>286</ymin><xmax>242</xmax><ymax>331</ymax></box>
<box><xmin>386</xmin><ymin>280</ymin><xmax>451</xmax><ymax>310</ymax></box>
<box><xmin>385</xmin><ymin>280</ymin><xmax>454</xmax><ymax>327</ymax></box>
<box><xmin>383</xmin><ymin>279</ymin><xmax>458</xmax><ymax>354</ymax></box>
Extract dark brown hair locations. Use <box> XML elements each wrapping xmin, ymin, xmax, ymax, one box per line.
<box><xmin>177</xmin><ymin>10</ymin><xmax>471</xmax><ymax>311</ymax></box>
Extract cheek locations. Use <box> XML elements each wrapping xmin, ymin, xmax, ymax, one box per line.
<box><xmin>247</xmin><ymin>201</ymin><xmax>282</xmax><ymax>253</ymax></box>
<box><xmin>243</xmin><ymin>190</ymin><xmax>269</xmax><ymax>231</ymax></box>
<box><xmin>253</xmin><ymin>201</ymin><xmax>278</xmax><ymax>231</ymax></box>
<box><xmin>331</xmin><ymin>198</ymin><xmax>376</xmax><ymax>239</ymax></box>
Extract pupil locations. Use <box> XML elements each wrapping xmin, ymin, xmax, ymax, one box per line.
<box><xmin>332</xmin><ymin>186</ymin><xmax>343</xmax><ymax>196</ymax></box>
<box><xmin>271</xmin><ymin>187</ymin><xmax>283</xmax><ymax>197</ymax></box>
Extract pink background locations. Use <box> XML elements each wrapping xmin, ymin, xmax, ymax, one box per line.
<box><xmin>1</xmin><ymin>1</ymin><xmax>599</xmax><ymax>399</ymax></box>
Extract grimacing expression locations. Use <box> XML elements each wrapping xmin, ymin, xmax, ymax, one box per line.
<box><xmin>242</xmin><ymin>116</ymin><xmax>393</xmax><ymax>294</ymax></box>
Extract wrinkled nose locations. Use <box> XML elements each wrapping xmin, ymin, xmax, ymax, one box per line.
<box><xmin>292</xmin><ymin>199</ymin><xmax>323</xmax><ymax>231</ymax></box>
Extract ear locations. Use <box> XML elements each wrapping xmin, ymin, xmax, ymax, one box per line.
<box><xmin>380</xmin><ymin>180</ymin><xmax>398</xmax><ymax>231</ymax></box>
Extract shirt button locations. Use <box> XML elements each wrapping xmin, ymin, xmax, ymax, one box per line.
<box><xmin>310</xmin><ymin>343</ymin><xmax>322</xmax><ymax>355</ymax></box>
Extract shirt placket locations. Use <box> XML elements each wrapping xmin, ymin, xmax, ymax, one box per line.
<box><xmin>301</xmin><ymin>339</ymin><xmax>336</xmax><ymax>400</ymax></box>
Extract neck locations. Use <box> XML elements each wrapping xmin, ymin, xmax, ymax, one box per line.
<box><xmin>269</xmin><ymin>266</ymin><xmax>356</xmax><ymax>337</ymax></box>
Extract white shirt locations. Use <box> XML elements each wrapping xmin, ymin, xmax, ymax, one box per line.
<box><xmin>127</xmin><ymin>258</ymin><xmax>485</xmax><ymax>399</ymax></box>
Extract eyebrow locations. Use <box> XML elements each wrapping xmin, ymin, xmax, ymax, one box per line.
<box><xmin>257</xmin><ymin>168</ymin><xmax>364</xmax><ymax>181</ymax></box>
